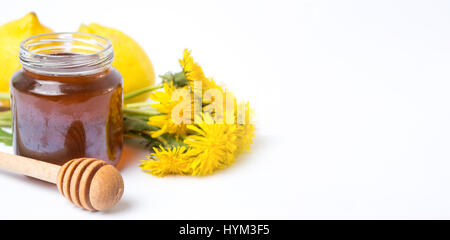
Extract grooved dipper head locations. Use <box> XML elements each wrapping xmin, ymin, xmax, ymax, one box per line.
<box><xmin>56</xmin><ymin>158</ymin><xmax>124</xmax><ymax>211</ymax></box>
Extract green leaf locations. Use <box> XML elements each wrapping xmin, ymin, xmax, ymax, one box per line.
<box><xmin>0</xmin><ymin>128</ymin><xmax>12</xmax><ymax>146</ymax></box>
<box><xmin>123</xmin><ymin>116</ymin><xmax>159</xmax><ymax>132</ymax></box>
<box><xmin>162</xmin><ymin>133</ymin><xmax>189</xmax><ymax>149</ymax></box>
<box><xmin>124</xmin><ymin>135</ymin><xmax>161</xmax><ymax>150</ymax></box>
<box><xmin>161</xmin><ymin>71</ymin><xmax>188</xmax><ymax>87</ymax></box>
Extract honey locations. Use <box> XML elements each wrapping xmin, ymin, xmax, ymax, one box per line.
<box><xmin>10</xmin><ymin>33</ymin><xmax>123</xmax><ymax>166</ymax></box>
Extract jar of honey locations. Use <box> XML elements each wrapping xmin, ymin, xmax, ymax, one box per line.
<box><xmin>11</xmin><ymin>32</ymin><xmax>123</xmax><ymax>166</ymax></box>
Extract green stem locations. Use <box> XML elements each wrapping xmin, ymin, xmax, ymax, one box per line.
<box><xmin>0</xmin><ymin>123</ymin><xmax>11</xmax><ymax>127</ymax></box>
<box><xmin>123</xmin><ymin>108</ymin><xmax>160</xmax><ymax>117</ymax></box>
<box><xmin>0</xmin><ymin>92</ymin><xmax>9</xmax><ymax>101</ymax></box>
<box><xmin>0</xmin><ymin>110</ymin><xmax>11</xmax><ymax>117</ymax></box>
<box><xmin>0</xmin><ymin>135</ymin><xmax>12</xmax><ymax>140</ymax></box>
<box><xmin>124</xmin><ymin>84</ymin><xmax>163</xmax><ymax>100</ymax></box>
<box><xmin>125</xmin><ymin>102</ymin><xmax>153</xmax><ymax>108</ymax></box>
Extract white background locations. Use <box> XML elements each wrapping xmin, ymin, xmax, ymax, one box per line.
<box><xmin>1</xmin><ymin>0</ymin><xmax>450</xmax><ymax>219</ymax></box>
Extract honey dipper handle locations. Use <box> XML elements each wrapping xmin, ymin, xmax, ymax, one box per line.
<box><xmin>0</xmin><ymin>152</ymin><xmax>60</xmax><ymax>184</ymax></box>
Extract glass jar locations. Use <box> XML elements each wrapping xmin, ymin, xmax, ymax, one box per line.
<box><xmin>11</xmin><ymin>32</ymin><xmax>123</xmax><ymax>166</ymax></box>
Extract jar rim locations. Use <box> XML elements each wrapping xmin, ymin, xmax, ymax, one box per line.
<box><xmin>19</xmin><ymin>32</ymin><xmax>114</xmax><ymax>76</ymax></box>
<box><xmin>20</xmin><ymin>32</ymin><xmax>113</xmax><ymax>58</ymax></box>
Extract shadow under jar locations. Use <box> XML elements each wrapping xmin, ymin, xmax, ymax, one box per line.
<box><xmin>11</xmin><ymin>32</ymin><xmax>123</xmax><ymax>166</ymax></box>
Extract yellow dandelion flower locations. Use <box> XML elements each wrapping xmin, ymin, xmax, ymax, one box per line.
<box><xmin>140</xmin><ymin>146</ymin><xmax>193</xmax><ymax>177</ymax></box>
<box><xmin>148</xmin><ymin>82</ymin><xmax>190</xmax><ymax>138</ymax></box>
<box><xmin>179</xmin><ymin>49</ymin><xmax>222</xmax><ymax>93</ymax></box>
<box><xmin>235</xmin><ymin>123</ymin><xmax>255</xmax><ymax>154</ymax></box>
<box><xmin>184</xmin><ymin>114</ymin><xmax>238</xmax><ymax>176</ymax></box>
<box><xmin>234</xmin><ymin>101</ymin><xmax>255</xmax><ymax>153</ymax></box>
<box><xmin>204</xmin><ymin>91</ymin><xmax>254</xmax><ymax>125</ymax></box>
<box><xmin>206</xmin><ymin>89</ymin><xmax>238</xmax><ymax>124</ymax></box>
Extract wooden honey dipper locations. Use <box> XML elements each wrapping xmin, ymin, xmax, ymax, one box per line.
<box><xmin>0</xmin><ymin>152</ymin><xmax>124</xmax><ymax>211</ymax></box>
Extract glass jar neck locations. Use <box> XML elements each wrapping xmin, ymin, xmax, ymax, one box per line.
<box><xmin>19</xmin><ymin>32</ymin><xmax>113</xmax><ymax>76</ymax></box>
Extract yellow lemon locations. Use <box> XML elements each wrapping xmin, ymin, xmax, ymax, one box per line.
<box><xmin>78</xmin><ymin>23</ymin><xmax>155</xmax><ymax>103</ymax></box>
<box><xmin>0</xmin><ymin>12</ymin><xmax>52</xmax><ymax>92</ymax></box>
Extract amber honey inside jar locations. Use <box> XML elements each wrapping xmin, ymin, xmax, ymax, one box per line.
<box><xmin>11</xmin><ymin>32</ymin><xmax>123</xmax><ymax>166</ymax></box>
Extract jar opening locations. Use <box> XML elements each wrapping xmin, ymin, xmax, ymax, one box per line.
<box><xmin>19</xmin><ymin>32</ymin><xmax>114</xmax><ymax>76</ymax></box>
